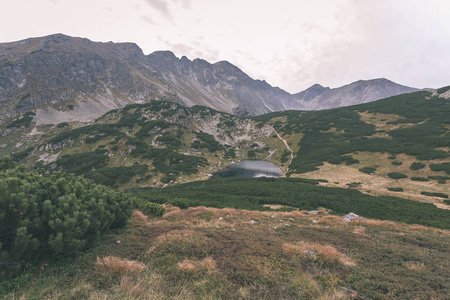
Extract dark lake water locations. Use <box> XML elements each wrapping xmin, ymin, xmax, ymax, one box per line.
<box><xmin>212</xmin><ymin>160</ymin><xmax>282</xmax><ymax>178</ymax></box>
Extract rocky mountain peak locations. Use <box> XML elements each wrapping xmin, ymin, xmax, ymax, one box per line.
<box><xmin>0</xmin><ymin>34</ymin><xmax>423</xmax><ymax>125</ymax></box>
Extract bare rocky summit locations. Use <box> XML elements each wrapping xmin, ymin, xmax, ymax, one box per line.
<box><xmin>0</xmin><ymin>34</ymin><xmax>419</xmax><ymax>124</ymax></box>
<box><xmin>294</xmin><ymin>78</ymin><xmax>419</xmax><ymax>110</ymax></box>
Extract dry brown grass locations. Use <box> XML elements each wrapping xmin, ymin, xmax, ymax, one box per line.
<box><xmin>177</xmin><ymin>257</ymin><xmax>218</xmax><ymax>274</ymax></box>
<box><xmin>177</xmin><ymin>259</ymin><xmax>197</xmax><ymax>273</ymax></box>
<box><xmin>283</xmin><ymin>241</ymin><xmax>355</xmax><ymax>267</ymax></box>
<box><xmin>353</xmin><ymin>227</ymin><xmax>366</xmax><ymax>235</ymax></box>
<box><xmin>404</xmin><ymin>261</ymin><xmax>425</xmax><ymax>271</ymax></box>
<box><xmin>96</xmin><ymin>256</ymin><xmax>146</xmax><ymax>276</ymax></box>
<box><xmin>162</xmin><ymin>205</ymin><xmax>182</xmax><ymax>218</ymax></box>
<box><xmin>350</xmin><ymin>218</ymin><xmax>399</xmax><ymax>229</ymax></box>
<box><xmin>131</xmin><ymin>210</ymin><xmax>148</xmax><ymax>222</ymax></box>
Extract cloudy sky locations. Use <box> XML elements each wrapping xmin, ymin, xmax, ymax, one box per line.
<box><xmin>2</xmin><ymin>0</ymin><xmax>449</xmax><ymax>93</ymax></box>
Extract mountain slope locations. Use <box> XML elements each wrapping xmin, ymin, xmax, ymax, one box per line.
<box><xmin>295</xmin><ymin>78</ymin><xmax>419</xmax><ymax>110</ymax></box>
<box><xmin>2</xmin><ymin>88</ymin><xmax>449</xmax><ymax>206</ymax></box>
<box><xmin>253</xmin><ymin>88</ymin><xmax>450</xmax><ymax>205</ymax></box>
<box><xmin>1</xmin><ymin>34</ymin><xmax>419</xmax><ymax>124</ymax></box>
<box><xmin>2</xmin><ymin>100</ymin><xmax>289</xmax><ymax>188</ymax></box>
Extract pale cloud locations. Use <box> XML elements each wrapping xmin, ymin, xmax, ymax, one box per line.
<box><xmin>143</xmin><ymin>0</ymin><xmax>171</xmax><ymax>18</ymax></box>
<box><xmin>141</xmin><ymin>15</ymin><xmax>157</xmax><ymax>25</ymax></box>
<box><xmin>1</xmin><ymin>0</ymin><xmax>450</xmax><ymax>92</ymax></box>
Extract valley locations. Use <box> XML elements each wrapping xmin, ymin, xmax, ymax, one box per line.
<box><xmin>1</xmin><ymin>34</ymin><xmax>450</xmax><ymax>300</ymax></box>
<box><xmin>1</xmin><ymin>88</ymin><xmax>449</xmax><ymax>207</ymax></box>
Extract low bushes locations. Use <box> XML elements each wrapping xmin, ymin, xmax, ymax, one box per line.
<box><xmin>388</xmin><ymin>187</ymin><xmax>404</xmax><ymax>192</ymax></box>
<box><xmin>421</xmin><ymin>191</ymin><xmax>449</xmax><ymax>199</ymax></box>
<box><xmin>0</xmin><ymin>167</ymin><xmax>132</xmax><ymax>266</ymax></box>
<box><xmin>410</xmin><ymin>162</ymin><xmax>426</xmax><ymax>170</ymax></box>
<box><xmin>359</xmin><ymin>167</ymin><xmax>376</xmax><ymax>174</ymax></box>
<box><xmin>387</xmin><ymin>172</ymin><xmax>408</xmax><ymax>179</ymax></box>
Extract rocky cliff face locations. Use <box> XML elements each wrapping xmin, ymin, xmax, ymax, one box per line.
<box><xmin>0</xmin><ymin>34</ymin><xmax>418</xmax><ymax>125</ymax></box>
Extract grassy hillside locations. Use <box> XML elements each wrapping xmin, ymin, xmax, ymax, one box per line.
<box><xmin>2</xmin><ymin>89</ymin><xmax>450</xmax><ymax>203</ymax></box>
<box><xmin>1</xmin><ymin>101</ymin><xmax>287</xmax><ymax>187</ymax></box>
<box><xmin>2</xmin><ymin>204</ymin><xmax>448</xmax><ymax>299</ymax></box>
<box><xmin>253</xmin><ymin>89</ymin><xmax>450</xmax><ymax>205</ymax></box>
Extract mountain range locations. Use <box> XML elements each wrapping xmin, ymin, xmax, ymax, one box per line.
<box><xmin>0</xmin><ymin>34</ymin><xmax>419</xmax><ymax>125</ymax></box>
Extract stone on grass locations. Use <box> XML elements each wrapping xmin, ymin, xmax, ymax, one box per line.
<box><xmin>343</xmin><ymin>212</ymin><xmax>367</xmax><ymax>223</ymax></box>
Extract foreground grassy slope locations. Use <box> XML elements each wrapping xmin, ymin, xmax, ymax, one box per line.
<box><xmin>2</xmin><ymin>205</ymin><xmax>448</xmax><ymax>299</ymax></box>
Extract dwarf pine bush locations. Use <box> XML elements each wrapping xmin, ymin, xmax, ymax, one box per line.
<box><xmin>0</xmin><ymin>165</ymin><xmax>132</xmax><ymax>265</ymax></box>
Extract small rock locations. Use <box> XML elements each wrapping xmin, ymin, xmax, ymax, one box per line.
<box><xmin>218</xmin><ymin>217</ymin><xmax>224</xmax><ymax>220</ymax></box>
<box><xmin>309</xmin><ymin>210</ymin><xmax>319</xmax><ymax>214</ymax></box>
<box><xmin>274</xmin><ymin>226</ymin><xmax>278</xmax><ymax>229</ymax></box>
<box><xmin>284</xmin><ymin>224</ymin><xmax>290</xmax><ymax>227</ymax></box>
<box><xmin>288</xmin><ymin>217</ymin><xmax>295</xmax><ymax>221</ymax></box>
<box><xmin>271</xmin><ymin>214</ymin><xmax>278</xmax><ymax>218</ymax></box>
<box><xmin>343</xmin><ymin>212</ymin><xmax>367</xmax><ymax>223</ymax></box>
<box><xmin>312</xmin><ymin>220</ymin><xmax>319</xmax><ymax>224</ymax></box>
<box><xmin>305</xmin><ymin>250</ymin><xmax>316</xmax><ymax>257</ymax></box>
<box><xmin>249</xmin><ymin>220</ymin><xmax>258</xmax><ymax>224</ymax></box>
<box><xmin>116</xmin><ymin>240</ymin><xmax>121</xmax><ymax>244</ymax></box>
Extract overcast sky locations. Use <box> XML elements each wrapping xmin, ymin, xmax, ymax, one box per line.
<box><xmin>1</xmin><ymin>0</ymin><xmax>449</xmax><ymax>93</ymax></box>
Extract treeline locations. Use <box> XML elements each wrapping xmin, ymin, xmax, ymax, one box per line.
<box><xmin>134</xmin><ymin>178</ymin><xmax>450</xmax><ymax>229</ymax></box>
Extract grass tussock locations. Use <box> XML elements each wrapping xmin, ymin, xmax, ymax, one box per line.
<box><xmin>95</xmin><ymin>256</ymin><xmax>146</xmax><ymax>276</ymax></box>
<box><xmin>283</xmin><ymin>241</ymin><xmax>355</xmax><ymax>267</ymax></box>
<box><xmin>177</xmin><ymin>257</ymin><xmax>218</xmax><ymax>274</ymax></box>
<box><xmin>130</xmin><ymin>210</ymin><xmax>148</xmax><ymax>223</ymax></box>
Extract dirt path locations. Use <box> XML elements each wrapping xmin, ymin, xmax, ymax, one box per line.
<box><xmin>273</xmin><ymin>128</ymin><xmax>294</xmax><ymax>176</ymax></box>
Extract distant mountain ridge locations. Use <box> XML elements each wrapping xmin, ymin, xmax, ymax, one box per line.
<box><xmin>0</xmin><ymin>34</ymin><xmax>419</xmax><ymax>124</ymax></box>
<box><xmin>294</xmin><ymin>78</ymin><xmax>420</xmax><ymax>110</ymax></box>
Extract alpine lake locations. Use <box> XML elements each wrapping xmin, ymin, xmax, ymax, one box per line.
<box><xmin>212</xmin><ymin>160</ymin><xmax>282</xmax><ymax>178</ymax></box>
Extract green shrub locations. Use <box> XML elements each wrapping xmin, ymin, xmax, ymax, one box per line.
<box><xmin>391</xmin><ymin>161</ymin><xmax>402</xmax><ymax>166</ymax></box>
<box><xmin>388</xmin><ymin>187</ymin><xmax>404</xmax><ymax>192</ymax></box>
<box><xmin>327</xmin><ymin>155</ymin><xmax>359</xmax><ymax>165</ymax></box>
<box><xmin>53</xmin><ymin>150</ymin><xmax>108</xmax><ymax>175</ymax></box>
<box><xmin>436</xmin><ymin>86</ymin><xmax>450</xmax><ymax>94</ymax></box>
<box><xmin>421</xmin><ymin>192</ymin><xmax>448</xmax><ymax>198</ymax></box>
<box><xmin>359</xmin><ymin>167</ymin><xmax>376</xmax><ymax>174</ymax></box>
<box><xmin>428</xmin><ymin>176</ymin><xmax>449</xmax><ymax>184</ymax></box>
<box><xmin>429</xmin><ymin>163</ymin><xmax>450</xmax><ymax>175</ymax></box>
<box><xmin>247</xmin><ymin>150</ymin><xmax>256</xmax><ymax>158</ymax></box>
<box><xmin>224</xmin><ymin>149</ymin><xmax>236</xmax><ymax>159</ymax></box>
<box><xmin>57</xmin><ymin>122</ymin><xmax>69</xmax><ymax>128</ymax></box>
<box><xmin>410</xmin><ymin>177</ymin><xmax>430</xmax><ymax>182</ymax></box>
<box><xmin>0</xmin><ymin>167</ymin><xmax>132</xmax><ymax>266</ymax></box>
<box><xmin>169</xmin><ymin>198</ymin><xmax>189</xmax><ymax>209</ymax></box>
<box><xmin>138</xmin><ymin>202</ymin><xmax>165</xmax><ymax>216</ymax></box>
<box><xmin>410</xmin><ymin>162</ymin><xmax>426</xmax><ymax>170</ymax></box>
<box><xmin>346</xmin><ymin>182</ymin><xmax>361</xmax><ymax>188</ymax></box>
<box><xmin>387</xmin><ymin>172</ymin><xmax>408</xmax><ymax>179</ymax></box>
<box><xmin>88</xmin><ymin>165</ymin><xmax>148</xmax><ymax>187</ymax></box>
<box><xmin>191</xmin><ymin>131</ymin><xmax>223</xmax><ymax>152</ymax></box>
